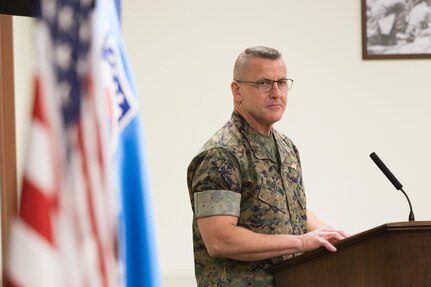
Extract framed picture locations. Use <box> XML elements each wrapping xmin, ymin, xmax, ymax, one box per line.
<box><xmin>361</xmin><ymin>0</ymin><xmax>431</xmax><ymax>59</ymax></box>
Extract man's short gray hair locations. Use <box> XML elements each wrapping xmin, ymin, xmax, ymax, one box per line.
<box><xmin>233</xmin><ymin>46</ymin><xmax>282</xmax><ymax>79</ymax></box>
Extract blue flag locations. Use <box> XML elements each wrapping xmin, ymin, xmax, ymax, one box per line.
<box><xmin>93</xmin><ymin>1</ymin><xmax>161</xmax><ymax>286</ymax></box>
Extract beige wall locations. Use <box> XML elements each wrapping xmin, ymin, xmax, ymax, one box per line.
<box><xmin>13</xmin><ymin>1</ymin><xmax>431</xmax><ymax>286</ymax></box>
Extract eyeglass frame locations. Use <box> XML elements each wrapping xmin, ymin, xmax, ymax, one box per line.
<box><xmin>234</xmin><ymin>78</ymin><xmax>294</xmax><ymax>93</ymax></box>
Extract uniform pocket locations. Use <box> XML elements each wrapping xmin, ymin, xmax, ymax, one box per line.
<box><xmin>284</xmin><ymin>163</ymin><xmax>306</xmax><ymax>210</ymax></box>
<box><xmin>257</xmin><ymin>179</ymin><xmax>288</xmax><ymax>213</ymax></box>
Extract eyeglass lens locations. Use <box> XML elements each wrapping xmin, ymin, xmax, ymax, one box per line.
<box><xmin>258</xmin><ymin>80</ymin><xmax>292</xmax><ymax>92</ymax></box>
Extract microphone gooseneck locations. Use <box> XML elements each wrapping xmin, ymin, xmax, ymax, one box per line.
<box><xmin>399</xmin><ymin>188</ymin><xmax>415</xmax><ymax>222</ymax></box>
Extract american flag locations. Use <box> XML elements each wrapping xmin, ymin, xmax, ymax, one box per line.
<box><xmin>6</xmin><ymin>0</ymin><xmax>120</xmax><ymax>286</ymax></box>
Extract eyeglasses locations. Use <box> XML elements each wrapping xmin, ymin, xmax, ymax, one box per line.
<box><xmin>234</xmin><ymin>78</ymin><xmax>294</xmax><ymax>93</ymax></box>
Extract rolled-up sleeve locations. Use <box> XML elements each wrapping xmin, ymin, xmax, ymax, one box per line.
<box><xmin>188</xmin><ymin>148</ymin><xmax>241</xmax><ymax>219</ymax></box>
<box><xmin>194</xmin><ymin>190</ymin><xmax>241</xmax><ymax>218</ymax></box>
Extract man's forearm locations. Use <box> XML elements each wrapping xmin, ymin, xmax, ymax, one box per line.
<box><xmin>198</xmin><ymin>218</ymin><xmax>303</xmax><ymax>261</ymax></box>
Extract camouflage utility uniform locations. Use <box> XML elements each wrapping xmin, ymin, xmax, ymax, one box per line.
<box><xmin>187</xmin><ymin>112</ymin><xmax>308</xmax><ymax>287</ymax></box>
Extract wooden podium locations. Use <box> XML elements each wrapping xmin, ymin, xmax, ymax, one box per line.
<box><xmin>269</xmin><ymin>221</ymin><xmax>431</xmax><ymax>287</ymax></box>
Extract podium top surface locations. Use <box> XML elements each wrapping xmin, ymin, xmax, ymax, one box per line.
<box><xmin>269</xmin><ymin>221</ymin><xmax>431</xmax><ymax>273</ymax></box>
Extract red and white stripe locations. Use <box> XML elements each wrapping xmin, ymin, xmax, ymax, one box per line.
<box><xmin>7</xmin><ymin>19</ymin><xmax>119</xmax><ymax>287</ymax></box>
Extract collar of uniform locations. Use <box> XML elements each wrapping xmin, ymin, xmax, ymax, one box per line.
<box><xmin>231</xmin><ymin>111</ymin><xmax>278</xmax><ymax>163</ymax></box>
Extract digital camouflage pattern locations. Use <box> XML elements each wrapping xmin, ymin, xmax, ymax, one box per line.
<box><xmin>187</xmin><ymin>112</ymin><xmax>308</xmax><ymax>287</ymax></box>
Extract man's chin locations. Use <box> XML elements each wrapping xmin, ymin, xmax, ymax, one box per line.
<box><xmin>267</xmin><ymin>112</ymin><xmax>284</xmax><ymax>123</ymax></box>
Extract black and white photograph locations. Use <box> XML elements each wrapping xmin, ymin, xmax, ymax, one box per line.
<box><xmin>362</xmin><ymin>0</ymin><xmax>431</xmax><ymax>58</ymax></box>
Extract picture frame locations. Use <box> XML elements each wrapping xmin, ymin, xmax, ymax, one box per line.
<box><xmin>0</xmin><ymin>0</ymin><xmax>36</xmax><ymax>17</ymax></box>
<box><xmin>361</xmin><ymin>0</ymin><xmax>431</xmax><ymax>59</ymax></box>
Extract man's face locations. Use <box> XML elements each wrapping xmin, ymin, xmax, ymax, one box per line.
<box><xmin>232</xmin><ymin>57</ymin><xmax>288</xmax><ymax>134</ymax></box>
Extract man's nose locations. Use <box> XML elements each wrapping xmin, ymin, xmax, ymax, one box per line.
<box><xmin>271</xmin><ymin>82</ymin><xmax>283</xmax><ymax>97</ymax></box>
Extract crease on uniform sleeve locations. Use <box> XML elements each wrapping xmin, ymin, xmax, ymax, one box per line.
<box><xmin>194</xmin><ymin>190</ymin><xmax>241</xmax><ymax>218</ymax></box>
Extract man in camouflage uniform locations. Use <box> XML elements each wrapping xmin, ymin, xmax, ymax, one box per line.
<box><xmin>187</xmin><ymin>46</ymin><xmax>348</xmax><ymax>287</ymax></box>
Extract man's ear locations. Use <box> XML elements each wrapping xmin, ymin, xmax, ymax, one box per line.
<box><xmin>231</xmin><ymin>81</ymin><xmax>242</xmax><ymax>103</ymax></box>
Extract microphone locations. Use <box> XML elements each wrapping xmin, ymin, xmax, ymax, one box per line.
<box><xmin>370</xmin><ymin>152</ymin><xmax>415</xmax><ymax>222</ymax></box>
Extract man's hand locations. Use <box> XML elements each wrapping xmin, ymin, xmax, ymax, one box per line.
<box><xmin>300</xmin><ymin>227</ymin><xmax>350</xmax><ymax>252</ymax></box>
